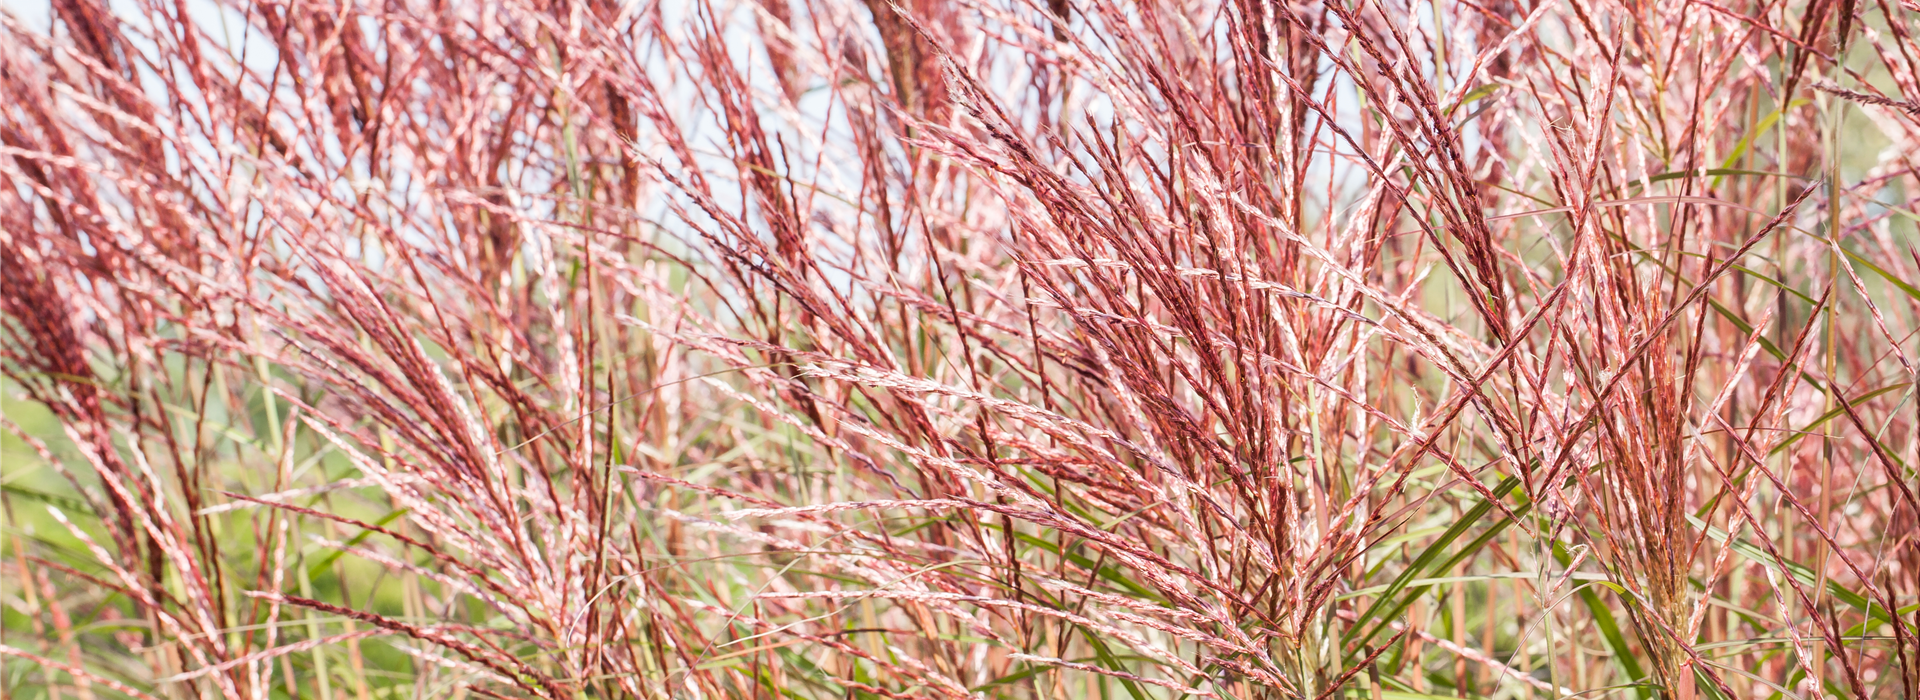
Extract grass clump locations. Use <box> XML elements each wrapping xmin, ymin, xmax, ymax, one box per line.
<box><xmin>3</xmin><ymin>0</ymin><xmax>1920</xmax><ymax>698</ymax></box>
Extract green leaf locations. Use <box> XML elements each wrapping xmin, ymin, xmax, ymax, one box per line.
<box><xmin>306</xmin><ymin>507</ymin><xmax>412</xmax><ymax>579</ymax></box>
<box><xmin>1687</xmin><ymin>516</ymin><xmax>1893</xmax><ymax>628</ymax></box>
<box><xmin>1711</xmin><ymin>100</ymin><xmax>1812</xmax><ymax>188</ymax></box>
<box><xmin>1767</xmin><ymin>383</ymin><xmax>1911</xmax><ymax>456</ymax></box>
<box><xmin>1080</xmin><ymin>626</ymin><xmax>1151</xmax><ymax>700</ymax></box>
<box><xmin>1622</xmin><ymin>169</ymin><xmax>1813</xmax><ymax>192</ymax></box>
<box><xmin>1</xmin><ymin>483</ymin><xmax>90</xmax><ymax>513</ymax></box>
<box><xmin>1554</xmin><ymin>542</ymin><xmax>1649</xmax><ymax>697</ymax></box>
<box><xmin>1013</xmin><ymin>531</ymin><xmax>1167</xmax><ymax>604</ymax></box>
<box><xmin>1838</xmin><ymin>246</ymin><xmax>1920</xmax><ymax>302</ymax></box>
<box><xmin>1346</xmin><ymin>476</ymin><xmax>1525</xmax><ymax>653</ymax></box>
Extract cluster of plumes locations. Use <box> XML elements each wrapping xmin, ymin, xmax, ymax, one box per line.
<box><xmin>4</xmin><ymin>0</ymin><xmax>1920</xmax><ymax>699</ymax></box>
